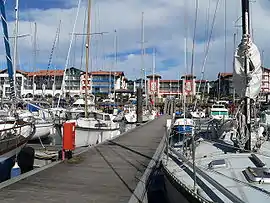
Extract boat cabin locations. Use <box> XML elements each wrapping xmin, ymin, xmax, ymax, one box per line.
<box><xmin>210</xmin><ymin>104</ymin><xmax>229</xmax><ymax>119</ymax></box>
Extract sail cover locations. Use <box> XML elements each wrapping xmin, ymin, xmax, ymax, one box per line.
<box><xmin>233</xmin><ymin>37</ymin><xmax>262</xmax><ymax>99</ymax></box>
<box><xmin>0</xmin><ymin>0</ymin><xmax>15</xmax><ymax>99</ymax></box>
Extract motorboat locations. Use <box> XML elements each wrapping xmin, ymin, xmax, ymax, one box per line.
<box><xmin>210</xmin><ymin>104</ymin><xmax>229</xmax><ymax>120</ymax></box>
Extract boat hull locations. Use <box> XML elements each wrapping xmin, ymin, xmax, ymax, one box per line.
<box><xmin>0</xmin><ymin>124</ymin><xmax>35</xmax><ymax>162</ymax></box>
<box><xmin>31</xmin><ymin>122</ymin><xmax>54</xmax><ymax>140</ymax></box>
<box><xmin>76</xmin><ymin>118</ymin><xmax>120</xmax><ymax>131</ymax></box>
<box><xmin>162</xmin><ymin>163</ymin><xmax>203</xmax><ymax>203</ymax></box>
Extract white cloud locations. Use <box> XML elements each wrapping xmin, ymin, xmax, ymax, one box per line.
<box><xmin>0</xmin><ymin>0</ymin><xmax>269</xmax><ymax>81</ymax></box>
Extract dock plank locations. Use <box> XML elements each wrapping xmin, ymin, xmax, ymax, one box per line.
<box><xmin>0</xmin><ymin>117</ymin><xmax>166</xmax><ymax>203</ymax></box>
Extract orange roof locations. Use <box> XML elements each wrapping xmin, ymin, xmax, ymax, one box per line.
<box><xmin>181</xmin><ymin>74</ymin><xmax>196</xmax><ymax>79</ymax></box>
<box><xmin>27</xmin><ymin>70</ymin><xmax>64</xmax><ymax>77</ymax></box>
<box><xmin>146</xmin><ymin>74</ymin><xmax>162</xmax><ymax>79</ymax></box>
<box><xmin>196</xmin><ymin>80</ymin><xmax>208</xmax><ymax>83</ymax></box>
<box><xmin>89</xmin><ymin>71</ymin><xmax>124</xmax><ymax>76</ymax></box>
<box><xmin>160</xmin><ymin>80</ymin><xmax>180</xmax><ymax>83</ymax></box>
<box><xmin>263</xmin><ymin>67</ymin><xmax>270</xmax><ymax>72</ymax></box>
<box><xmin>0</xmin><ymin>69</ymin><xmax>28</xmax><ymax>75</ymax></box>
<box><xmin>218</xmin><ymin>72</ymin><xmax>232</xmax><ymax>78</ymax></box>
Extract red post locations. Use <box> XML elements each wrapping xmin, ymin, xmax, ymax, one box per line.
<box><xmin>62</xmin><ymin>122</ymin><xmax>76</xmax><ymax>160</ymax></box>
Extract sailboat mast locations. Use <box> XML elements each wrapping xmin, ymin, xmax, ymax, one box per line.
<box><xmin>13</xmin><ymin>0</ymin><xmax>19</xmax><ymax>97</ymax></box>
<box><xmin>84</xmin><ymin>0</ymin><xmax>92</xmax><ymax>118</ymax></box>
<box><xmin>114</xmin><ymin>29</ymin><xmax>117</xmax><ymax>104</ymax></box>
<box><xmin>140</xmin><ymin>12</ymin><xmax>147</xmax><ymax>108</ymax></box>
<box><xmin>33</xmin><ymin>22</ymin><xmax>37</xmax><ymax>97</ymax></box>
<box><xmin>152</xmin><ymin>48</ymin><xmax>155</xmax><ymax>108</ymax></box>
<box><xmin>241</xmin><ymin>0</ymin><xmax>251</xmax><ymax>150</ymax></box>
<box><xmin>233</xmin><ymin>33</ymin><xmax>236</xmax><ymax>104</ymax></box>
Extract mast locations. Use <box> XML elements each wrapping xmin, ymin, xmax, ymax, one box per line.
<box><xmin>241</xmin><ymin>0</ymin><xmax>251</xmax><ymax>150</ymax></box>
<box><xmin>140</xmin><ymin>12</ymin><xmax>146</xmax><ymax>106</ymax></box>
<box><xmin>233</xmin><ymin>33</ymin><xmax>236</xmax><ymax>104</ymax></box>
<box><xmin>152</xmin><ymin>48</ymin><xmax>155</xmax><ymax>108</ymax></box>
<box><xmin>0</xmin><ymin>0</ymin><xmax>15</xmax><ymax>101</ymax></box>
<box><xmin>33</xmin><ymin>22</ymin><xmax>37</xmax><ymax>97</ymax></box>
<box><xmin>13</xmin><ymin>0</ymin><xmax>19</xmax><ymax>97</ymax></box>
<box><xmin>84</xmin><ymin>0</ymin><xmax>92</xmax><ymax>118</ymax></box>
<box><xmin>114</xmin><ymin>29</ymin><xmax>117</xmax><ymax>104</ymax></box>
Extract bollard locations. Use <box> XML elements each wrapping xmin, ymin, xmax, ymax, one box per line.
<box><xmin>62</xmin><ymin>121</ymin><xmax>76</xmax><ymax>160</ymax></box>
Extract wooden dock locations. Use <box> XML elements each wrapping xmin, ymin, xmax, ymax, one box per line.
<box><xmin>0</xmin><ymin>116</ymin><xmax>166</xmax><ymax>203</ymax></box>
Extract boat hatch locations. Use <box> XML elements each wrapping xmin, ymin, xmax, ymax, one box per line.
<box><xmin>95</xmin><ymin>123</ymin><xmax>107</xmax><ymax>127</ymax></box>
<box><xmin>249</xmin><ymin>154</ymin><xmax>265</xmax><ymax>167</ymax></box>
<box><xmin>243</xmin><ymin>167</ymin><xmax>270</xmax><ymax>183</ymax></box>
<box><xmin>208</xmin><ymin>159</ymin><xmax>226</xmax><ymax>169</ymax></box>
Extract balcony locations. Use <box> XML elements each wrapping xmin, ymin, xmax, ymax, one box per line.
<box><xmin>92</xmin><ymin>79</ymin><xmax>114</xmax><ymax>82</ymax></box>
<box><xmin>65</xmin><ymin>76</ymin><xmax>80</xmax><ymax>81</ymax></box>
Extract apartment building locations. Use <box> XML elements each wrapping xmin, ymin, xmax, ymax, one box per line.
<box><xmin>145</xmin><ymin>74</ymin><xmax>209</xmax><ymax>98</ymax></box>
<box><xmin>261</xmin><ymin>67</ymin><xmax>270</xmax><ymax>93</ymax></box>
<box><xmin>210</xmin><ymin>68</ymin><xmax>270</xmax><ymax>100</ymax></box>
<box><xmin>80</xmin><ymin>71</ymin><xmax>127</xmax><ymax>96</ymax></box>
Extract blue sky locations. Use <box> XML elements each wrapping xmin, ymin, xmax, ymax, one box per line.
<box><xmin>0</xmin><ymin>0</ymin><xmax>270</xmax><ymax>80</ymax></box>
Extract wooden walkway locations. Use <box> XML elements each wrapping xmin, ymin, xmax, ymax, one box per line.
<box><xmin>0</xmin><ymin>117</ymin><xmax>166</xmax><ymax>203</ymax></box>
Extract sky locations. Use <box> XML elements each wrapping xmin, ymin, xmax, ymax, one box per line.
<box><xmin>0</xmin><ymin>0</ymin><xmax>270</xmax><ymax>80</ymax></box>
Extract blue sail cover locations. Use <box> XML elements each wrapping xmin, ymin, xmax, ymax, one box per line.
<box><xmin>174</xmin><ymin>125</ymin><xmax>193</xmax><ymax>134</ymax></box>
<box><xmin>0</xmin><ymin>0</ymin><xmax>15</xmax><ymax>99</ymax></box>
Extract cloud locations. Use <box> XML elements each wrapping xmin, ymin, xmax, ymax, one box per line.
<box><xmin>0</xmin><ymin>0</ymin><xmax>269</xmax><ymax>81</ymax></box>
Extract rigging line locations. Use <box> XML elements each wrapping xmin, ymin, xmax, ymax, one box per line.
<box><xmin>201</xmin><ymin>0</ymin><xmax>211</xmax><ymax>102</ymax></box>
<box><xmin>46</xmin><ymin>20</ymin><xmax>61</xmax><ymax>74</ymax></box>
<box><xmin>224</xmin><ymin>0</ymin><xmax>227</xmax><ymax>73</ymax></box>
<box><xmin>79</xmin><ymin>5</ymin><xmax>88</xmax><ymax>70</ymax></box>
<box><xmin>199</xmin><ymin>136</ymin><xmax>270</xmax><ymax>159</ymax></box>
<box><xmin>194</xmin><ymin>0</ymin><xmax>220</xmax><ymax>110</ymax></box>
<box><xmin>101</xmin><ymin>31</ymin><xmax>105</xmax><ymax>71</ymax></box>
<box><xmin>97</xmin><ymin>2</ymin><xmax>103</xmax><ymax>70</ymax></box>
<box><xmin>184</xmin><ymin>0</ymin><xmax>189</xmax><ymax>73</ymax></box>
<box><xmin>57</xmin><ymin>0</ymin><xmax>82</xmax><ymax>108</ymax></box>
<box><xmin>190</xmin><ymin>0</ymin><xmax>199</xmax><ymax>76</ymax></box>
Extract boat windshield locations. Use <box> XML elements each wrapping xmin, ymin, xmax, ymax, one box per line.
<box><xmin>176</xmin><ymin>112</ymin><xmax>192</xmax><ymax>119</ymax></box>
<box><xmin>105</xmin><ymin>115</ymin><xmax>110</xmax><ymax>121</ymax></box>
<box><xmin>96</xmin><ymin>113</ymin><xmax>103</xmax><ymax>120</ymax></box>
<box><xmin>211</xmin><ymin>111</ymin><xmax>228</xmax><ymax>115</ymax></box>
<box><xmin>212</xmin><ymin>105</ymin><xmax>225</xmax><ymax>108</ymax></box>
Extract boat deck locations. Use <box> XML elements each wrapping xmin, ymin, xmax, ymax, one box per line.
<box><xmin>0</xmin><ymin>116</ymin><xmax>166</xmax><ymax>203</ymax></box>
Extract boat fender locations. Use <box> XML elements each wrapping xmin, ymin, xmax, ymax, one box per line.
<box><xmin>17</xmin><ymin>147</ymin><xmax>35</xmax><ymax>174</ymax></box>
<box><xmin>0</xmin><ymin>155</ymin><xmax>15</xmax><ymax>182</ymax></box>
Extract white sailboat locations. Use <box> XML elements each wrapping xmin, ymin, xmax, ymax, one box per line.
<box><xmin>0</xmin><ymin>0</ymin><xmax>35</xmax><ymax>162</ymax></box>
<box><xmin>162</xmin><ymin>1</ymin><xmax>270</xmax><ymax>202</ymax></box>
<box><xmin>69</xmin><ymin>0</ymin><xmax>119</xmax><ymax>131</ymax></box>
<box><xmin>67</xmin><ymin>95</ymin><xmax>96</xmax><ymax>119</ymax></box>
<box><xmin>18</xmin><ymin>110</ymin><xmax>53</xmax><ymax>140</ymax></box>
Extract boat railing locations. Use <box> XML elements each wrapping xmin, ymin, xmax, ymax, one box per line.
<box><xmin>0</xmin><ymin>121</ymin><xmax>33</xmax><ymax>134</ymax></box>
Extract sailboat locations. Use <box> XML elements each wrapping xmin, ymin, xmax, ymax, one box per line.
<box><xmin>71</xmin><ymin>0</ymin><xmax>119</xmax><ymax>131</ymax></box>
<box><xmin>0</xmin><ymin>1</ymin><xmax>35</xmax><ymax>162</ymax></box>
<box><xmin>162</xmin><ymin>1</ymin><xmax>270</xmax><ymax>202</ymax></box>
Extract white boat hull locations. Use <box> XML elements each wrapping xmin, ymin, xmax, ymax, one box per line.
<box><xmin>124</xmin><ymin>113</ymin><xmax>137</xmax><ymax>123</ymax></box>
<box><xmin>124</xmin><ymin>111</ymin><xmax>156</xmax><ymax>123</ymax></box>
<box><xmin>31</xmin><ymin>122</ymin><xmax>54</xmax><ymax>140</ymax></box>
<box><xmin>76</xmin><ymin>117</ymin><xmax>120</xmax><ymax>130</ymax></box>
<box><xmin>190</xmin><ymin>111</ymin><xmax>205</xmax><ymax>118</ymax></box>
<box><xmin>75</xmin><ymin>128</ymin><xmax>121</xmax><ymax>147</ymax></box>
